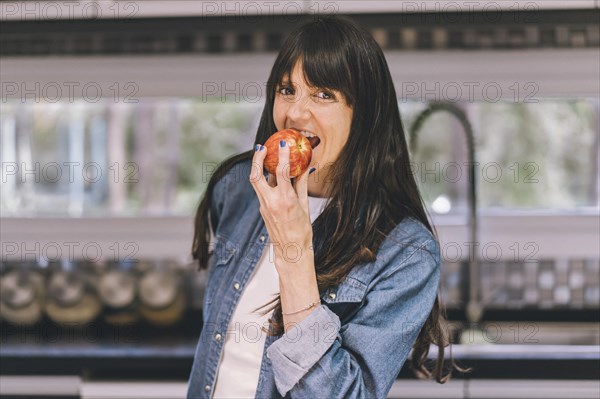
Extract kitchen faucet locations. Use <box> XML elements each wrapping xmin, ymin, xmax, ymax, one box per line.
<box><xmin>409</xmin><ymin>102</ymin><xmax>482</xmax><ymax>324</ymax></box>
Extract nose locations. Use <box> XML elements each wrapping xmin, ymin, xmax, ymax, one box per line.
<box><xmin>285</xmin><ymin>91</ymin><xmax>311</xmax><ymax>122</ymax></box>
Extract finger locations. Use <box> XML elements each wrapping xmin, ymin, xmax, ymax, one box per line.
<box><xmin>293</xmin><ymin>166</ymin><xmax>313</xmax><ymax>212</ymax></box>
<box><xmin>276</xmin><ymin>139</ymin><xmax>292</xmax><ymax>189</ymax></box>
<box><xmin>249</xmin><ymin>144</ymin><xmax>271</xmax><ymax>201</ymax></box>
<box><xmin>267</xmin><ymin>173</ymin><xmax>277</xmax><ymax>188</ymax></box>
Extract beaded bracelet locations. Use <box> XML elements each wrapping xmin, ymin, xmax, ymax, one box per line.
<box><xmin>281</xmin><ymin>300</ymin><xmax>321</xmax><ymax>316</ymax></box>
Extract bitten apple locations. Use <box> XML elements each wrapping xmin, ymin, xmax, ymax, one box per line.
<box><xmin>262</xmin><ymin>129</ymin><xmax>320</xmax><ymax>178</ymax></box>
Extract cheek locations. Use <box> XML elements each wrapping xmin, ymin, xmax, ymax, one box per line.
<box><xmin>272</xmin><ymin>101</ymin><xmax>285</xmax><ymax>125</ymax></box>
<box><xmin>342</xmin><ymin>108</ymin><xmax>353</xmax><ymax>133</ymax></box>
<box><xmin>330</xmin><ymin>110</ymin><xmax>352</xmax><ymax>156</ymax></box>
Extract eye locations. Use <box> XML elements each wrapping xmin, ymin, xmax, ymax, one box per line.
<box><xmin>315</xmin><ymin>90</ymin><xmax>335</xmax><ymax>101</ymax></box>
<box><xmin>277</xmin><ymin>85</ymin><xmax>294</xmax><ymax>96</ymax></box>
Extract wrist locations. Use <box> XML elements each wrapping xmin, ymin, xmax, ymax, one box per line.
<box><xmin>278</xmin><ymin>271</ymin><xmax>320</xmax><ymax>315</ymax></box>
<box><xmin>276</xmin><ymin>242</ymin><xmax>313</xmax><ymax>262</ymax></box>
<box><xmin>274</xmin><ymin>242</ymin><xmax>314</xmax><ymax>277</ymax></box>
<box><xmin>282</xmin><ymin>302</ymin><xmax>321</xmax><ymax>333</ymax></box>
<box><xmin>281</xmin><ymin>299</ymin><xmax>321</xmax><ymax>316</ymax></box>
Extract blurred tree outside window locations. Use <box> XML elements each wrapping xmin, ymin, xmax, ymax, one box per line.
<box><xmin>403</xmin><ymin>99</ymin><xmax>599</xmax><ymax>214</ymax></box>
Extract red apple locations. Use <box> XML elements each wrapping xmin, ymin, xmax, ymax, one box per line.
<box><xmin>263</xmin><ymin>128</ymin><xmax>319</xmax><ymax>178</ymax></box>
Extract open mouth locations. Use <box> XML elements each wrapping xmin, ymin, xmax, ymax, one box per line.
<box><xmin>307</xmin><ymin>136</ymin><xmax>320</xmax><ymax>149</ymax></box>
<box><xmin>290</xmin><ymin>128</ymin><xmax>321</xmax><ymax>149</ymax></box>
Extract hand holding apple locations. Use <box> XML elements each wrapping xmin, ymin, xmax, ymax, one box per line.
<box><xmin>249</xmin><ymin>131</ymin><xmax>321</xmax><ymax>329</ymax></box>
<box><xmin>249</xmin><ymin>130</ymin><xmax>317</xmax><ymax>270</ymax></box>
<box><xmin>263</xmin><ymin>128</ymin><xmax>319</xmax><ymax>178</ymax></box>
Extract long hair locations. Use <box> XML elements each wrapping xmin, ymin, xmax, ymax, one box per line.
<box><xmin>192</xmin><ymin>15</ymin><xmax>467</xmax><ymax>383</ymax></box>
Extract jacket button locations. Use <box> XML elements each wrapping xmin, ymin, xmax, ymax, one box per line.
<box><xmin>215</xmin><ymin>333</ymin><xmax>222</xmax><ymax>342</ymax></box>
<box><xmin>204</xmin><ymin>385</ymin><xmax>211</xmax><ymax>392</ymax></box>
<box><xmin>259</xmin><ymin>235</ymin><xmax>266</xmax><ymax>243</ymax></box>
<box><xmin>328</xmin><ymin>292</ymin><xmax>337</xmax><ymax>299</ymax></box>
<box><xmin>233</xmin><ymin>282</ymin><xmax>240</xmax><ymax>290</ymax></box>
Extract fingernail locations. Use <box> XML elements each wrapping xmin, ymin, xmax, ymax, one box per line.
<box><xmin>309</xmin><ymin>167</ymin><xmax>316</xmax><ymax>174</ymax></box>
<box><xmin>260</xmin><ymin>145</ymin><xmax>265</xmax><ymax>151</ymax></box>
<box><xmin>255</xmin><ymin>144</ymin><xmax>260</xmax><ymax>152</ymax></box>
<box><xmin>280</xmin><ymin>140</ymin><xmax>286</xmax><ymax>148</ymax></box>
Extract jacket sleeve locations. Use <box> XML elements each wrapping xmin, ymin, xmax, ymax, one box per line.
<box><xmin>265</xmin><ymin>236</ymin><xmax>441</xmax><ymax>399</ymax></box>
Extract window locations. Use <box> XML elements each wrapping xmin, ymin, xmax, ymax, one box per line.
<box><xmin>1</xmin><ymin>98</ymin><xmax>598</xmax><ymax>217</ymax></box>
<box><xmin>403</xmin><ymin>98</ymin><xmax>599</xmax><ymax>214</ymax></box>
<box><xmin>0</xmin><ymin>99</ymin><xmax>261</xmax><ymax>217</ymax></box>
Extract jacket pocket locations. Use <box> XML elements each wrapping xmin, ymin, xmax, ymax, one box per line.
<box><xmin>321</xmin><ymin>275</ymin><xmax>368</xmax><ymax>323</ymax></box>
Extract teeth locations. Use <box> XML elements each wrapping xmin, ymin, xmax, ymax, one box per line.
<box><xmin>300</xmin><ymin>130</ymin><xmax>317</xmax><ymax>138</ymax></box>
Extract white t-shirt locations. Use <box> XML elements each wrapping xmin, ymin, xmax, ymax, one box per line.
<box><xmin>212</xmin><ymin>195</ymin><xmax>330</xmax><ymax>398</ymax></box>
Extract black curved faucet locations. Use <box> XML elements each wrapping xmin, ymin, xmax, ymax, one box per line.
<box><xmin>409</xmin><ymin>103</ymin><xmax>482</xmax><ymax>323</ymax></box>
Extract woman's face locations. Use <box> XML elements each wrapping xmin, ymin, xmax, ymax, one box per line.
<box><xmin>273</xmin><ymin>61</ymin><xmax>353</xmax><ymax>198</ymax></box>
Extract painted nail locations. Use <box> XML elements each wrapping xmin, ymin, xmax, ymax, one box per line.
<box><xmin>260</xmin><ymin>145</ymin><xmax>265</xmax><ymax>151</ymax></box>
<box><xmin>255</xmin><ymin>144</ymin><xmax>260</xmax><ymax>152</ymax></box>
<box><xmin>309</xmin><ymin>167</ymin><xmax>316</xmax><ymax>174</ymax></box>
<box><xmin>280</xmin><ymin>140</ymin><xmax>286</xmax><ymax>148</ymax></box>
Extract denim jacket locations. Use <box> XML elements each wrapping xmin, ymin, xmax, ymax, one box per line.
<box><xmin>187</xmin><ymin>159</ymin><xmax>441</xmax><ymax>399</ymax></box>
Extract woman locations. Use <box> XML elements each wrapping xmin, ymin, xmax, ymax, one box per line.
<box><xmin>188</xmin><ymin>15</ymin><xmax>461</xmax><ymax>399</ymax></box>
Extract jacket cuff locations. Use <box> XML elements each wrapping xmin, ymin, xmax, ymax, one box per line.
<box><xmin>266</xmin><ymin>304</ymin><xmax>341</xmax><ymax>396</ymax></box>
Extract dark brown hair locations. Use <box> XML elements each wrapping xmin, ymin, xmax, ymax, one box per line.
<box><xmin>193</xmin><ymin>15</ymin><xmax>468</xmax><ymax>383</ymax></box>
